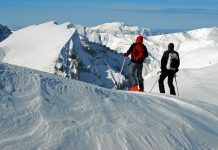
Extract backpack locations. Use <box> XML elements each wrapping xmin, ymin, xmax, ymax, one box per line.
<box><xmin>166</xmin><ymin>51</ymin><xmax>179</xmax><ymax>70</ymax></box>
<box><xmin>131</xmin><ymin>44</ymin><xmax>146</xmax><ymax>63</ymax></box>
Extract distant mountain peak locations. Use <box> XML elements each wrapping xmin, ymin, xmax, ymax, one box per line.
<box><xmin>90</xmin><ymin>22</ymin><xmax>155</xmax><ymax>36</ymax></box>
<box><xmin>0</xmin><ymin>24</ymin><xmax>12</xmax><ymax>42</ymax></box>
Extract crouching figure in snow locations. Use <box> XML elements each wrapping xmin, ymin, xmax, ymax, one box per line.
<box><xmin>124</xmin><ymin>35</ymin><xmax>148</xmax><ymax>91</ymax></box>
<box><xmin>158</xmin><ymin>43</ymin><xmax>180</xmax><ymax>95</ymax></box>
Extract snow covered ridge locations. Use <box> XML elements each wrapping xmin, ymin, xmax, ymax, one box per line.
<box><xmin>0</xmin><ymin>24</ymin><xmax>12</xmax><ymax>42</ymax></box>
<box><xmin>0</xmin><ymin>21</ymin><xmax>155</xmax><ymax>89</ymax></box>
<box><xmin>146</xmin><ymin>27</ymin><xmax>218</xmax><ymax>69</ymax></box>
<box><xmin>0</xmin><ymin>21</ymin><xmax>75</xmax><ymax>73</ymax></box>
<box><xmin>90</xmin><ymin>22</ymin><xmax>159</xmax><ymax>36</ymax></box>
<box><xmin>1</xmin><ymin>63</ymin><xmax>218</xmax><ymax>150</ymax></box>
<box><xmin>0</xmin><ymin>21</ymin><xmax>218</xmax><ymax>89</ymax></box>
<box><xmin>74</xmin><ymin>22</ymin><xmax>161</xmax><ymax>52</ymax></box>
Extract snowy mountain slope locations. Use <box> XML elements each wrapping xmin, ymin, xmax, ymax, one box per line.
<box><xmin>147</xmin><ymin>27</ymin><xmax>218</xmax><ymax>69</ymax></box>
<box><xmin>1</xmin><ymin>21</ymin><xmax>218</xmax><ymax>99</ymax></box>
<box><xmin>77</xmin><ymin>25</ymin><xmax>218</xmax><ymax>73</ymax></box>
<box><xmin>0</xmin><ymin>24</ymin><xmax>12</xmax><ymax>42</ymax></box>
<box><xmin>55</xmin><ymin>30</ymin><xmax>129</xmax><ymax>88</ymax></box>
<box><xmin>1</xmin><ymin>22</ymin><xmax>152</xmax><ymax>88</ymax></box>
<box><xmin>89</xmin><ymin>26</ymin><xmax>218</xmax><ymax>101</ymax></box>
<box><xmin>144</xmin><ymin>63</ymin><xmax>218</xmax><ymax>106</ymax></box>
<box><xmin>0</xmin><ymin>22</ymin><xmax>75</xmax><ymax>72</ymax></box>
<box><xmin>90</xmin><ymin>22</ymin><xmax>158</xmax><ymax>35</ymax></box>
<box><xmin>1</xmin><ymin>22</ymin><xmax>218</xmax><ymax>74</ymax></box>
<box><xmin>1</xmin><ymin>63</ymin><xmax>218</xmax><ymax>150</ymax></box>
<box><xmin>142</xmin><ymin>27</ymin><xmax>218</xmax><ymax>105</ymax></box>
<box><xmin>74</xmin><ymin>22</ymin><xmax>160</xmax><ymax>54</ymax></box>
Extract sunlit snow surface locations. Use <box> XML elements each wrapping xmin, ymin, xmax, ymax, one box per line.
<box><xmin>0</xmin><ymin>63</ymin><xmax>218</xmax><ymax>150</ymax></box>
<box><xmin>1</xmin><ymin>22</ymin><xmax>218</xmax><ymax>149</ymax></box>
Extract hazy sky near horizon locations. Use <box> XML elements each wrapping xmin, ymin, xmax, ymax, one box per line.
<box><xmin>0</xmin><ymin>0</ymin><xmax>218</xmax><ymax>30</ymax></box>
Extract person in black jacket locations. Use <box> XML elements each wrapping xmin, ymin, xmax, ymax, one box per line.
<box><xmin>158</xmin><ymin>43</ymin><xmax>180</xmax><ymax>95</ymax></box>
<box><xmin>124</xmin><ymin>35</ymin><xmax>148</xmax><ymax>91</ymax></box>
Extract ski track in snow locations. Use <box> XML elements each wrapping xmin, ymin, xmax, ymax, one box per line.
<box><xmin>0</xmin><ymin>63</ymin><xmax>218</xmax><ymax>150</ymax></box>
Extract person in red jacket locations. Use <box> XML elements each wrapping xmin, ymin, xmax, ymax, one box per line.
<box><xmin>124</xmin><ymin>35</ymin><xmax>148</xmax><ymax>91</ymax></box>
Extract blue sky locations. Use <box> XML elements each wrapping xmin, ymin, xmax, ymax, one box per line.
<box><xmin>0</xmin><ymin>0</ymin><xmax>218</xmax><ymax>30</ymax></box>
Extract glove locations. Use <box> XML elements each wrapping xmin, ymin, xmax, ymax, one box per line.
<box><xmin>124</xmin><ymin>53</ymin><xmax>128</xmax><ymax>57</ymax></box>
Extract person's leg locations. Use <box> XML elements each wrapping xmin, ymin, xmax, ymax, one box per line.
<box><xmin>168</xmin><ymin>71</ymin><xmax>176</xmax><ymax>95</ymax></box>
<box><xmin>129</xmin><ymin>62</ymin><xmax>137</xmax><ymax>87</ymax></box>
<box><xmin>158</xmin><ymin>71</ymin><xmax>168</xmax><ymax>93</ymax></box>
<box><xmin>137</xmin><ymin>63</ymin><xmax>144</xmax><ymax>91</ymax></box>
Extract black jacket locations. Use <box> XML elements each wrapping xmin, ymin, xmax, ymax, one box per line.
<box><xmin>161</xmin><ymin>50</ymin><xmax>180</xmax><ymax>70</ymax></box>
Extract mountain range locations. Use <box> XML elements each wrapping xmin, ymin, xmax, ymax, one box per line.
<box><xmin>1</xmin><ymin>21</ymin><xmax>218</xmax><ymax>149</ymax></box>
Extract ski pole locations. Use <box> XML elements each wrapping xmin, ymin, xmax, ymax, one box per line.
<box><xmin>118</xmin><ymin>57</ymin><xmax>127</xmax><ymax>89</ymax></box>
<box><xmin>175</xmin><ymin>75</ymin><xmax>179</xmax><ymax>96</ymax></box>
<box><xmin>149</xmin><ymin>71</ymin><xmax>160</xmax><ymax>93</ymax></box>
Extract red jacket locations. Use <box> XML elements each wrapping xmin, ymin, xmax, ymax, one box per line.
<box><xmin>126</xmin><ymin>35</ymin><xmax>148</xmax><ymax>63</ymax></box>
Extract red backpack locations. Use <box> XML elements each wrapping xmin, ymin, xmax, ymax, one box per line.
<box><xmin>131</xmin><ymin>44</ymin><xmax>147</xmax><ymax>62</ymax></box>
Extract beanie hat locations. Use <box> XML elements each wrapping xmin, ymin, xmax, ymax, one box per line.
<box><xmin>168</xmin><ymin>43</ymin><xmax>174</xmax><ymax>51</ymax></box>
<box><xmin>135</xmin><ymin>35</ymin><xmax>143</xmax><ymax>44</ymax></box>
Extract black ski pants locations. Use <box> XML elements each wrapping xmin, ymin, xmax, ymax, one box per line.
<box><xmin>158</xmin><ymin>70</ymin><xmax>176</xmax><ymax>95</ymax></box>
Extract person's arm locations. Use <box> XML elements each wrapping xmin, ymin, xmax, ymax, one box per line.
<box><xmin>177</xmin><ymin>52</ymin><xmax>180</xmax><ymax>68</ymax></box>
<box><xmin>143</xmin><ymin>45</ymin><xmax>148</xmax><ymax>58</ymax></box>
<box><xmin>124</xmin><ymin>43</ymin><xmax>135</xmax><ymax>57</ymax></box>
<box><xmin>161</xmin><ymin>51</ymin><xmax>168</xmax><ymax>71</ymax></box>
<box><xmin>175</xmin><ymin>52</ymin><xmax>180</xmax><ymax>72</ymax></box>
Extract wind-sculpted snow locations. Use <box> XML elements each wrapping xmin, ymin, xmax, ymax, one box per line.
<box><xmin>1</xmin><ymin>63</ymin><xmax>218</xmax><ymax>150</ymax></box>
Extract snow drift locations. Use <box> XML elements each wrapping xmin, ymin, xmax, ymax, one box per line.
<box><xmin>1</xmin><ymin>63</ymin><xmax>218</xmax><ymax>150</ymax></box>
